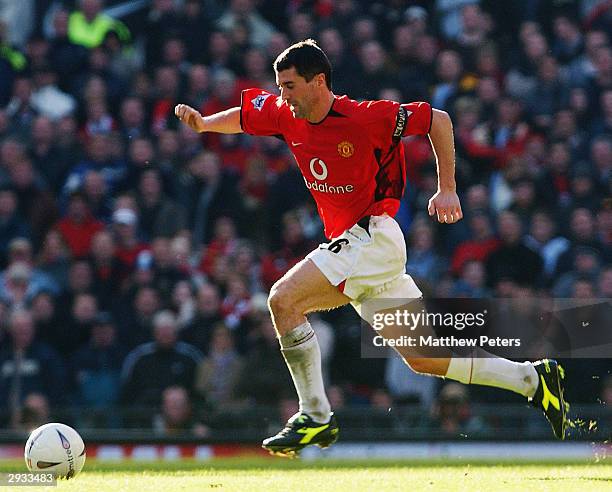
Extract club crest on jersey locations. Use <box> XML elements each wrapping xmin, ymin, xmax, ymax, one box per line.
<box><xmin>251</xmin><ymin>93</ymin><xmax>271</xmax><ymax>111</ymax></box>
<box><xmin>337</xmin><ymin>141</ymin><xmax>354</xmax><ymax>158</ymax></box>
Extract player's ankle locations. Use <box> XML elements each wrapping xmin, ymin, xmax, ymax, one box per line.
<box><xmin>304</xmin><ymin>409</ymin><xmax>332</xmax><ymax>424</ymax></box>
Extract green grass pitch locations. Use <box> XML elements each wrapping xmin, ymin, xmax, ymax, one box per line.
<box><xmin>0</xmin><ymin>458</ymin><xmax>610</xmax><ymax>491</ymax></box>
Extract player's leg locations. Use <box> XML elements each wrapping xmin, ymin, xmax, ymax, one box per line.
<box><xmin>263</xmin><ymin>257</ymin><xmax>348</xmax><ymax>457</ymax></box>
<box><xmin>363</xmin><ymin>282</ymin><xmax>569</xmax><ymax>438</ymax></box>
<box><xmin>268</xmin><ymin>257</ymin><xmax>350</xmax><ymax>422</ymax></box>
<box><xmin>373</xmin><ymin>295</ymin><xmax>539</xmax><ymax>396</ymax></box>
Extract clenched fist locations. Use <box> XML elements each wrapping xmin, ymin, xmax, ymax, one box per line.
<box><xmin>175</xmin><ymin>104</ymin><xmax>206</xmax><ymax>133</ymax></box>
<box><xmin>428</xmin><ymin>189</ymin><xmax>463</xmax><ymax>224</ymax></box>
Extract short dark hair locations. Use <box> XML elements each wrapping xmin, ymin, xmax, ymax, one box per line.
<box><xmin>273</xmin><ymin>39</ymin><xmax>332</xmax><ymax>90</ymax></box>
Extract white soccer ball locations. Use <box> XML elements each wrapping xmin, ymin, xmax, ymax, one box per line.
<box><xmin>24</xmin><ymin>423</ymin><xmax>86</xmax><ymax>479</ymax></box>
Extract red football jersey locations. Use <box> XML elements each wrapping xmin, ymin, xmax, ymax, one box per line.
<box><xmin>240</xmin><ymin>88</ymin><xmax>432</xmax><ymax>239</ymax></box>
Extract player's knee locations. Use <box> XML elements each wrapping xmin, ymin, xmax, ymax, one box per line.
<box><xmin>267</xmin><ymin>281</ymin><xmax>295</xmax><ymax>317</ymax></box>
<box><xmin>404</xmin><ymin>357</ymin><xmax>435</xmax><ymax>375</ymax></box>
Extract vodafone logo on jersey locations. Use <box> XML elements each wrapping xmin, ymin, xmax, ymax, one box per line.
<box><xmin>309</xmin><ymin>158</ymin><xmax>328</xmax><ymax>180</ymax></box>
<box><xmin>304</xmin><ymin>157</ymin><xmax>354</xmax><ymax>194</ymax></box>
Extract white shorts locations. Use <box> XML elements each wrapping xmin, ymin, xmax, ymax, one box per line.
<box><xmin>306</xmin><ymin>215</ymin><xmax>422</xmax><ymax>321</ymax></box>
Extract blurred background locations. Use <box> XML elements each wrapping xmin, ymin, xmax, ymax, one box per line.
<box><xmin>0</xmin><ymin>0</ymin><xmax>610</xmax><ymax>457</ymax></box>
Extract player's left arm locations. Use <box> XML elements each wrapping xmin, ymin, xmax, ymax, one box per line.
<box><xmin>427</xmin><ymin>109</ymin><xmax>463</xmax><ymax>224</ymax></box>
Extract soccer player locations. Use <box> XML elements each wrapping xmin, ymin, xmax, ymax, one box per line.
<box><xmin>175</xmin><ymin>40</ymin><xmax>568</xmax><ymax>457</ymax></box>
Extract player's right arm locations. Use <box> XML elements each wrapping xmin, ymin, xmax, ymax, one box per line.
<box><xmin>174</xmin><ymin>104</ymin><xmax>243</xmax><ymax>134</ymax></box>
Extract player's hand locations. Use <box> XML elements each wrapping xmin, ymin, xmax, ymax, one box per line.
<box><xmin>428</xmin><ymin>189</ymin><xmax>463</xmax><ymax>224</ymax></box>
<box><xmin>174</xmin><ymin>104</ymin><xmax>206</xmax><ymax>133</ymax></box>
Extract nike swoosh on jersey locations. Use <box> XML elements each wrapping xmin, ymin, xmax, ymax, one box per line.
<box><xmin>291</xmin><ymin>141</ymin><xmax>303</xmax><ymax>146</ymax></box>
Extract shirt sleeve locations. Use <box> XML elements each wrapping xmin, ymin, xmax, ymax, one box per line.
<box><xmin>399</xmin><ymin>101</ymin><xmax>433</xmax><ymax>137</ymax></box>
<box><xmin>240</xmin><ymin>88</ymin><xmax>282</xmax><ymax>136</ymax></box>
<box><xmin>361</xmin><ymin>99</ymin><xmax>432</xmax><ymax>148</ymax></box>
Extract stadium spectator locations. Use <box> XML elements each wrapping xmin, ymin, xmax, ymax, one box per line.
<box><xmin>0</xmin><ymin>187</ymin><xmax>30</xmax><ymax>262</ymax></box>
<box><xmin>120</xmin><ymin>310</ymin><xmax>203</xmax><ymax>406</ymax></box>
<box><xmin>150</xmin><ymin>66</ymin><xmax>181</xmax><ymax>136</ymax></box>
<box><xmin>82</xmin><ymin>170</ymin><xmax>112</xmax><ymax>222</ymax></box>
<box><xmin>62</xmin><ymin>292</ymin><xmax>98</xmax><ymax>355</ymax></box>
<box><xmin>230</xmin><ymin>241</ymin><xmax>262</xmax><ymax>294</ymax></box>
<box><xmin>13</xmin><ymin>392</ymin><xmax>50</xmax><ymax>432</ymax></box>
<box><xmin>0</xmin><ymin>309</ymin><xmax>66</xmax><ymax>412</ymax></box>
<box><xmin>56</xmin><ymin>259</ymin><xmax>94</xmax><ymax>322</ymax></box>
<box><xmin>0</xmin><ymin>238</ymin><xmax>59</xmax><ymax>301</ymax></box>
<box><xmin>316</xmin><ymin>28</ymin><xmax>353</xmax><ymax>97</ymax></box>
<box><xmin>598</xmin><ymin>266</ymin><xmax>612</xmax><ymax>297</ymax></box>
<box><xmin>431</xmin><ymin>49</ymin><xmax>464</xmax><ymax>111</ymax></box>
<box><xmin>153</xmin><ymin>385</ymin><xmax>209</xmax><ymax>437</ymax></box>
<box><xmin>590</xmin><ymin>135</ymin><xmax>612</xmax><ymax>189</ymax></box>
<box><xmin>29</xmin><ymin>115</ymin><xmax>69</xmax><ymax>191</ymax></box>
<box><xmin>563</xmin><ymin>163</ymin><xmax>602</xmax><ymax>213</ymax></box>
<box><xmin>198</xmin><ymin>216</ymin><xmax>239</xmax><ymax>275</ymax></box>
<box><xmin>117</xmin><ymin>285</ymin><xmax>161</xmax><ymax>350</ymax></box>
<box><xmin>147</xmin><ymin>237</ymin><xmax>189</xmax><ymax>299</ymax></box>
<box><xmin>112</xmin><ymin>207</ymin><xmax>149</xmax><ymax>271</ymax></box>
<box><xmin>405</xmin><ymin>217</ymin><xmax>447</xmax><ymax>285</ymax></box>
<box><xmin>195</xmin><ymin>323</ymin><xmax>243</xmax><ymax>407</ymax></box>
<box><xmin>121</xmin><ymin>137</ymin><xmax>156</xmax><ymax>191</ymax></box>
<box><xmin>180</xmin><ymin>283</ymin><xmax>224</xmax><ymax>354</ymax></box>
<box><xmin>55</xmin><ymin>191</ymin><xmax>104</xmax><ymax>258</ymax></box>
<box><xmin>184</xmin><ymin>65</ymin><xmax>211</xmax><ymax>109</ymax></box>
<box><xmin>3</xmin><ymin>78</ymin><xmax>34</xmax><ymax>136</ymax></box>
<box><xmin>136</xmin><ymin>168</ymin><xmax>188</xmax><ymax>241</ymax></box>
<box><xmin>63</xmin><ymin>134</ymin><xmax>126</xmax><ymax>196</ymax></box>
<box><xmin>67</xmin><ymin>0</ymin><xmax>130</xmax><ymax>50</ymax></box>
<box><xmin>523</xmin><ymin>210</ymin><xmax>570</xmax><ymax>281</ymax></box>
<box><xmin>553</xmin><ymin>247</ymin><xmax>602</xmax><ymax>297</ymax></box>
<box><xmin>30</xmin><ymin>64</ymin><xmax>76</xmax><ymax>121</ymax></box>
<box><xmin>556</xmin><ymin>208</ymin><xmax>607</xmax><ymax>276</ymax></box>
<box><xmin>217</xmin><ymin>0</ymin><xmax>276</xmax><ymax>49</ymax></box>
<box><xmin>0</xmin><ymin>262</ymin><xmax>34</xmax><ymax>309</ymax></box>
<box><xmin>72</xmin><ymin>311</ymin><xmax>124</xmax><ymax>411</ymax></box>
<box><xmin>47</xmin><ymin>8</ymin><xmax>89</xmax><ymax>91</ymax></box>
<box><xmin>486</xmin><ymin>210</ymin><xmax>543</xmax><ymax>289</ymax></box>
<box><xmin>234</xmin><ymin>310</ymin><xmax>294</xmax><ymax>405</ymax></box>
<box><xmin>451</xmin><ymin>259</ymin><xmax>489</xmax><ymax>298</ymax></box>
<box><xmin>385</xmin><ymin>351</ymin><xmax>437</xmax><ymax>408</ymax></box>
<box><xmin>261</xmin><ymin>211</ymin><xmax>316</xmax><ymax>291</ymax></box>
<box><xmin>326</xmin><ymin>385</ymin><xmax>346</xmax><ymax>412</ymax></box>
<box><xmin>171</xmin><ymin>280</ymin><xmax>196</xmax><ymax>330</ymax></box>
<box><xmin>7</xmin><ymin>158</ymin><xmax>58</xmax><ymax>244</ymax></box>
<box><xmin>508</xmin><ymin>177</ymin><xmax>541</xmax><ymax>227</ymax></box>
<box><xmin>428</xmin><ymin>382</ymin><xmax>489</xmax><ymax>437</ymax></box>
<box><xmin>450</xmin><ymin>211</ymin><xmax>500</xmax><ymax>276</ymax></box>
<box><xmin>351</xmin><ymin>40</ymin><xmax>398</xmax><ymax>100</ymax></box>
<box><xmin>177</xmin><ymin>151</ymin><xmax>244</xmax><ymax>247</ymax></box>
<box><xmin>29</xmin><ymin>290</ymin><xmax>60</xmax><ymax>350</ymax></box>
<box><xmin>118</xmin><ymin>96</ymin><xmax>147</xmax><ymax>142</ymax></box>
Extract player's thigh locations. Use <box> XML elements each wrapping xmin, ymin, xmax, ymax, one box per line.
<box><xmin>367</xmin><ymin>295</ymin><xmax>453</xmax><ymax>363</ymax></box>
<box><xmin>269</xmin><ymin>258</ymin><xmax>351</xmax><ymax>314</ymax></box>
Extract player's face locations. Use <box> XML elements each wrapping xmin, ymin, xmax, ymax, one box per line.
<box><xmin>276</xmin><ymin>67</ymin><xmax>317</xmax><ymax>119</ymax></box>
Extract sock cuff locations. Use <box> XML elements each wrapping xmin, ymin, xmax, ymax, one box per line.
<box><xmin>279</xmin><ymin>321</ymin><xmax>315</xmax><ymax>349</ymax></box>
<box><xmin>445</xmin><ymin>356</ymin><xmax>473</xmax><ymax>384</ymax></box>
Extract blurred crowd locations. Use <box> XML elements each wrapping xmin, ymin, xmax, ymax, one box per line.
<box><xmin>0</xmin><ymin>0</ymin><xmax>610</xmax><ymax>435</ymax></box>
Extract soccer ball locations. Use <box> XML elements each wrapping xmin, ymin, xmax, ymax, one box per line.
<box><xmin>24</xmin><ymin>423</ymin><xmax>86</xmax><ymax>479</ymax></box>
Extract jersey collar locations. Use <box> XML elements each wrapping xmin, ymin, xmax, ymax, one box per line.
<box><xmin>308</xmin><ymin>95</ymin><xmax>344</xmax><ymax>125</ymax></box>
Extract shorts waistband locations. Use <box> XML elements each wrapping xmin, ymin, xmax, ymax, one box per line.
<box><xmin>357</xmin><ymin>215</ymin><xmax>371</xmax><ymax>235</ymax></box>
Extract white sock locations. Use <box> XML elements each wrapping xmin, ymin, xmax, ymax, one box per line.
<box><xmin>445</xmin><ymin>350</ymin><xmax>539</xmax><ymax>398</ymax></box>
<box><xmin>279</xmin><ymin>321</ymin><xmax>331</xmax><ymax>423</ymax></box>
